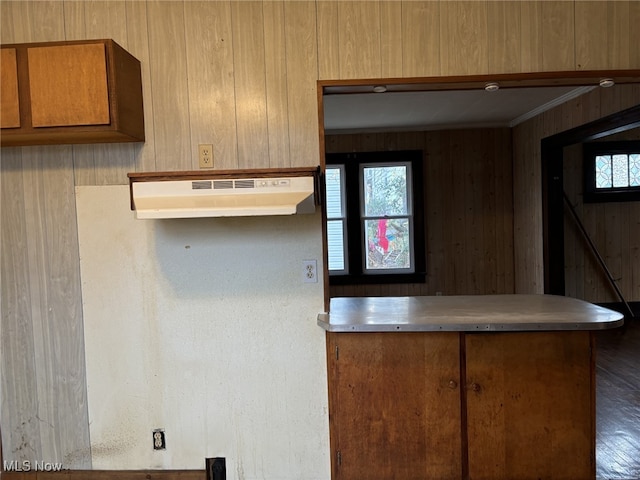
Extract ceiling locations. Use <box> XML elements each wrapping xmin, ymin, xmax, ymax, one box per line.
<box><xmin>323</xmin><ymin>85</ymin><xmax>596</xmax><ymax>134</ymax></box>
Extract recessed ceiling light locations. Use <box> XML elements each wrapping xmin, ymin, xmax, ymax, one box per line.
<box><xmin>485</xmin><ymin>82</ymin><xmax>499</xmax><ymax>92</ymax></box>
<box><xmin>599</xmin><ymin>78</ymin><xmax>615</xmax><ymax>88</ymax></box>
<box><xmin>373</xmin><ymin>85</ymin><xmax>387</xmax><ymax>93</ymax></box>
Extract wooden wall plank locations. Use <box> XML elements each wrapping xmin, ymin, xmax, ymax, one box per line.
<box><xmin>316</xmin><ymin>0</ymin><xmax>340</xmax><ymax>80</ymax></box>
<box><xmin>1</xmin><ymin>150</ymin><xmax>43</xmax><ymax>463</ymax></box>
<box><xmin>62</xmin><ymin>1</ymin><xmax>86</xmax><ymax>40</ymax></box>
<box><xmin>575</xmin><ymin>1</ymin><xmax>631</xmax><ymax>71</ymax></box>
<box><xmin>487</xmin><ymin>1</ymin><xmax>521</xmax><ymax>74</ymax></box>
<box><xmin>519</xmin><ymin>1</ymin><xmax>544</xmax><ymax>72</ymax></box>
<box><xmin>440</xmin><ymin>131</ymin><xmax>458</xmax><ymax>295</ymax></box>
<box><xmin>425</xmin><ymin>131</ymin><xmax>445</xmax><ymax>294</ymax></box>
<box><xmin>146</xmin><ymin>1</ymin><xmax>191</xmax><ymax>171</ymax></box>
<box><xmin>575</xmin><ymin>86</ymin><xmax>603</xmax><ymax>126</ymax></box>
<box><xmin>184</xmin><ymin>1</ymin><xmax>238</xmax><ymax>170</ymax></box>
<box><xmin>599</xmin><ymin>83</ymin><xmax>640</xmax><ymax>119</ymax></box>
<box><xmin>563</xmin><ymin>144</ymin><xmax>582</xmax><ymax>300</ymax></box>
<box><xmin>632</xmin><ymin>194</ymin><xmax>640</xmax><ymax>304</ymax></box>
<box><xmin>337</xmin><ymin>1</ymin><xmax>381</xmax><ymax>79</ymax></box>
<box><xmin>604</xmin><ymin>204</ymin><xmax>622</xmax><ymax>302</ymax></box>
<box><xmin>575</xmin><ymin>1</ymin><xmax>609</xmax><ymax>71</ymax></box>
<box><xmin>481</xmin><ymin>131</ymin><xmax>497</xmax><ymax>294</ymax></box>
<box><xmin>71</xmin><ymin>145</ymin><xmax>97</xmax><ymax>187</ymax></box>
<box><xmin>125</xmin><ymin>0</ymin><xmax>156</xmax><ymax>174</ymax></box>
<box><xmin>263</xmin><ymin>1</ymin><xmax>290</xmax><ymax>168</ymax></box>
<box><xmin>379</xmin><ymin>1</ymin><xmax>403</xmax><ymax>78</ymax></box>
<box><xmin>618</xmin><ymin>202</ymin><xmax>630</xmax><ymax>303</ymax></box>
<box><xmin>401</xmin><ymin>1</ymin><xmax>441</xmax><ymax>77</ymax></box>
<box><xmin>284</xmin><ymin>1</ymin><xmax>319</xmax><ymax>167</ymax></box>
<box><xmin>512</xmin><ymin>114</ymin><xmax>544</xmax><ymax>294</ymax></box>
<box><xmin>18</xmin><ymin>1</ymin><xmax>66</xmax><ymax>42</ymax></box>
<box><xmin>82</xmin><ymin>1</ymin><xmax>128</xmax><ymax>46</ymax></box>
<box><xmin>541</xmin><ymin>1</ymin><xmax>575</xmax><ymax>71</ymax></box>
<box><xmin>0</xmin><ymin>1</ymin><xmax>17</xmax><ymax>43</ymax></box>
<box><xmin>22</xmin><ymin>149</ymin><xmax>91</xmax><ymax>467</ymax></box>
<box><xmin>21</xmin><ymin>151</ymin><xmax>55</xmax><ymax>462</ymax></box>
<box><xmin>440</xmin><ymin>1</ymin><xmax>488</xmax><ymax>76</ymax></box>
<box><xmin>607</xmin><ymin>1</ymin><xmax>631</xmax><ymax>70</ymax></box>
<box><xmin>451</xmin><ymin>131</ymin><xmax>469</xmax><ymax>293</ymax></box>
<box><xmin>496</xmin><ymin>128</ymin><xmax>514</xmax><ymax>293</ymax></box>
<box><xmin>631</xmin><ymin>1</ymin><xmax>640</xmax><ymax>68</ymax></box>
<box><xmin>230</xmin><ymin>1</ymin><xmax>269</xmax><ymax>168</ymax></box>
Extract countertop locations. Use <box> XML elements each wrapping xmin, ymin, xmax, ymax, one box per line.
<box><xmin>317</xmin><ymin>294</ymin><xmax>624</xmax><ymax>332</ymax></box>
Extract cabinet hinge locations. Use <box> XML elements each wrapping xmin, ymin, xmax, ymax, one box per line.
<box><xmin>337</xmin><ymin>450</ymin><xmax>342</xmax><ymax>467</ymax></box>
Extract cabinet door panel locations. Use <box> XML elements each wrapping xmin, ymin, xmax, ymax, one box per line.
<box><xmin>1</xmin><ymin>48</ymin><xmax>21</xmax><ymax>128</ymax></box>
<box><xmin>27</xmin><ymin>43</ymin><xmax>110</xmax><ymax>127</ymax></box>
<box><xmin>327</xmin><ymin>332</ymin><xmax>462</xmax><ymax>480</ymax></box>
<box><xmin>465</xmin><ymin>331</ymin><xmax>593</xmax><ymax>480</ymax></box>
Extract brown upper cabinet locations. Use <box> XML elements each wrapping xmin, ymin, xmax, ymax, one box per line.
<box><xmin>0</xmin><ymin>39</ymin><xmax>144</xmax><ymax>147</ymax></box>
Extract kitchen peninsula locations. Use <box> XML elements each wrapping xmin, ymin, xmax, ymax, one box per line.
<box><xmin>318</xmin><ymin>294</ymin><xmax>623</xmax><ymax>480</ymax></box>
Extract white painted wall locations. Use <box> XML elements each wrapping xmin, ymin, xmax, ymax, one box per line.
<box><xmin>75</xmin><ymin>186</ymin><xmax>329</xmax><ymax>479</ymax></box>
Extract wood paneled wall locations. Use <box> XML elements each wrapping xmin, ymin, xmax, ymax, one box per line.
<box><xmin>563</xmin><ymin>130</ymin><xmax>640</xmax><ymax>304</ymax></box>
<box><xmin>325</xmin><ymin>129</ymin><xmax>514</xmax><ymax>298</ymax></box>
<box><xmin>512</xmin><ymin>84</ymin><xmax>640</xmax><ymax>294</ymax></box>
<box><xmin>1</xmin><ymin>0</ymin><xmax>639</xmax><ymax>469</ymax></box>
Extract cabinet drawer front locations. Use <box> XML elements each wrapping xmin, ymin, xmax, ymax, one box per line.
<box><xmin>1</xmin><ymin>48</ymin><xmax>21</xmax><ymax>128</ymax></box>
<box><xmin>27</xmin><ymin>43</ymin><xmax>110</xmax><ymax>127</ymax></box>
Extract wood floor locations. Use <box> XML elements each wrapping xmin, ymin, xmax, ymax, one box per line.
<box><xmin>596</xmin><ymin>320</ymin><xmax>640</xmax><ymax>480</ymax></box>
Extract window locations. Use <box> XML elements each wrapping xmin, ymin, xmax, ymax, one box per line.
<box><xmin>584</xmin><ymin>141</ymin><xmax>640</xmax><ymax>202</ymax></box>
<box><xmin>325</xmin><ymin>150</ymin><xmax>425</xmax><ymax>285</ymax></box>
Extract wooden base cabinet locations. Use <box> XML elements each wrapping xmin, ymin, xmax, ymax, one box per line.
<box><xmin>326</xmin><ymin>331</ymin><xmax>594</xmax><ymax>480</ymax></box>
<box><xmin>1</xmin><ymin>39</ymin><xmax>144</xmax><ymax>147</ymax></box>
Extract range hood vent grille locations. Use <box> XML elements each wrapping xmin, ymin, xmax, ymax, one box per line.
<box><xmin>192</xmin><ymin>180</ymin><xmax>213</xmax><ymax>190</ymax></box>
<box><xmin>128</xmin><ymin>167</ymin><xmax>319</xmax><ymax>219</ymax></box>
<box><xmin>213</xmin><ymin>180</ymin><xmax>233</xmax><ymax>190</ymax></box>
<box><xmin>234</xmin><ymin>179</ymin><xmax>255</xmax><ymax>189</ymax></box>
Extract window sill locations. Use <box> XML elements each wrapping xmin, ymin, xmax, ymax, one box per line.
<box><xmin>329</xmin><ymin>272</ymin><xmax>427</xmax><ymax>286</ymax></box>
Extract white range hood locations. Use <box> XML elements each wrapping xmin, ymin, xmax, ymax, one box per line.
<box><xmin>128</xmin><ymin>167</ymin><xmax>319</xmax><ymax>219</ymax></box>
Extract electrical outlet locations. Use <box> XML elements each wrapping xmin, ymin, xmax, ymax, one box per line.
<box><xmin>206</xmin><ymin>457</ymin><xmax>226</xmax><ymax>480</ymax></box>
<box><xmin>302</xmin><ymin>259</ymin><xmax>317</xmax><ymax>283</ymax></box>
<box><xmin>199</xmin><ymin>144</ymin><xmax>214</xmax><ymax>168</ymax></box>
<box><xmin>153</xmin><ymin>429</ymin><xmax>166</xmax><ymax>450</ymax></box>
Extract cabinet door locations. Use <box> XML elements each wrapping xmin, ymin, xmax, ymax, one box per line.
<box><xmin>27</xmin><ymin>43</ymin><xmax>110</xmax><ymax>127</ymax></box>
<box><xmin>465</xmin><ymin>331</ymin><xmax>594</xmax><ymax>480</ymax></box>
<box><xmin>1</xmin><ymin>48</ymin><xmax>20</xmax><ymax>128</ymax></box>
<box><xmin>327</xmin><ymin>332</ymin><xmax>462</xmax><ymax>480</ymax></box>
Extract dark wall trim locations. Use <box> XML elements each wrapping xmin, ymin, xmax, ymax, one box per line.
<box><xmin>541</xmin><ymin>104</ymin><xmax>640</xmax><ymax>295</ymax></box>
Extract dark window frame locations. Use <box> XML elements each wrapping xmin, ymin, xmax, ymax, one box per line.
<box><xmin>583</xmin><ymin>140</ymin><xmax>640</xmax><ymax>203</ymax></box>
<box><xmin>325</xmin><ymin>150</ymin><xmax>426</xmax><ymax>286</ymax></box>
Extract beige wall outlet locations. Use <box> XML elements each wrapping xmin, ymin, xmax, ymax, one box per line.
<box><xmin>199</xmin><ymin>144</ymin><xmax>214</xmax><ymax>168</ymax></box>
